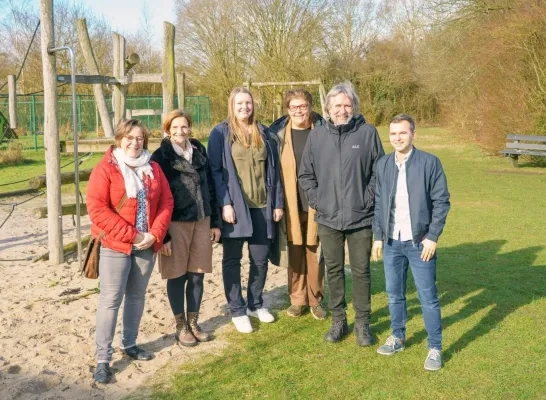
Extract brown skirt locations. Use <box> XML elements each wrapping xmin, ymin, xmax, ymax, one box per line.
<box><xmin>158</xmin><ymin>217</ymin><xmax>213</xmax><ymax>279</ymax></box>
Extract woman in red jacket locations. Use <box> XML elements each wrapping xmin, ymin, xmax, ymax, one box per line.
<box><xmin>86</xmin><ymin>119</ymin><xmax>173</xmax><ymax>384</ymax></box>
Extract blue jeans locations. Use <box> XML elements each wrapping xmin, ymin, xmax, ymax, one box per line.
<box><xmin>222</xmin><ymin>208</ymin><xmax>271</xmax><ymax>317</ymax></box>
<box><xmin>383</xmin><ymin>238</ymin><xmax>442</xmax><ymax>350</ymax></box>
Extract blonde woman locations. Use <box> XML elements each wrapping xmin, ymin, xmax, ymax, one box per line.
<box><xmin>207</xmin><ymin>87</ymin><xmax>284</xmax><ymax>333</ymax></box>
<box><xmin>269</xmin><ymin>89</ymin><xmax>327</xmax><ymax>320</ymax></box>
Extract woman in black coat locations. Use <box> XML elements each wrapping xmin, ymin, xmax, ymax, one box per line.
<box><xmin>151</xmin><ymin>110</ymin><xmax>221</xmax><ymax>347</ymax></box>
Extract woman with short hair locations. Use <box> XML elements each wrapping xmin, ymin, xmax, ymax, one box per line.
<box><xmin>269</xmin><ymin>89</ymin><xmax>326</xmax><ymax>320</ymax></box>
<box><xmin>87</xmin><ymin>119</ymin><xmax>173</xmax><ymax>384</ymax></box>
<box><xmin>151</xmin><ymin>109</ymin><xmax>221</xmax><ymax>347</ymax></box>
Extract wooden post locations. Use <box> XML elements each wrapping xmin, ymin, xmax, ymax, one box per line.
<box><xmin>8</xmin><ymin>75</ymin><xmax>17</xmax><ymax>129</ymax></box>
<box><xmin>76</xmin><ymin>18</ymin><xmax>114</xmax><ymax>137</ymax></box>
<box><xmin>39</xmin><ymin>0</ymin><xmax>63</xmax><ymax>264</ymax></box>
<box><xmin>119</xmin><ymin>35</ymin><xmax>127</xmax><ymax>121</ymax></box>
<box><xmin>112</xmin><ymin>32</ymin><xmax>127</xmax><ymax>127</ymax></box>
<box><xmin>177</xmin><ymin>72</ymin><xmax>185</xmax><ymax>110</ymax></box>
<box><xmin>162</xmin><ymin>22</ymin><xmax>176</xmax><ymax>119</ymax></box>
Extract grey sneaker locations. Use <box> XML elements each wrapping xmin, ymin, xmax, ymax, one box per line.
<box><xmin>376</xmin><ymin>335</ymin><xmax>405</xmax><ymax>356</ymax></box>
<box><xmin>286</xmin><ymin>305</ymin><xmax>304</xmax><ymax>317</ymax></box>
<box><xmin>424</xmin><ymin>348</ymin><xmax>442</xmax><ymax>371</ymax></box>
<box><xmin>310</xmin><ymin>305</ymin><xmax>327</xmax><ymax>320</ymax></box>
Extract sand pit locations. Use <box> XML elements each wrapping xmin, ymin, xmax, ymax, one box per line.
<box><xmin>0</xmin><ymin>195</ymin><xmax>288</xmax><ymax>399</ymax></box>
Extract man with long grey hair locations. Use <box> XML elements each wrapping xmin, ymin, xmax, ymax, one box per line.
<box><xmin>299</xmin><ymin>82</ymin><xmax>384</xmax><ymax>345</ymax></box>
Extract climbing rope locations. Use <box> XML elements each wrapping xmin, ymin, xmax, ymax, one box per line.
<box><xmin>0</xmin><ymin>191</ymin><xmax>45</xmax><ymax>229</ymax></box>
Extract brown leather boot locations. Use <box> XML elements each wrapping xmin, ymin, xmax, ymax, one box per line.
<box><xmin>174</xmin><ymin>313</ymin><xmax>197</xmax><ymax>347</ymax></box>
<box><xmin>187</xmin><ymin>312</ymin><xmax>212</xmax><ymax>342</ymax></box>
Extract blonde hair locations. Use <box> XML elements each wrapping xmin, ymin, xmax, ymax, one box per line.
<box><xmin>227</xmin><ymin>87</ymin><xmax>263</xmax><ymax>148</ymax></box>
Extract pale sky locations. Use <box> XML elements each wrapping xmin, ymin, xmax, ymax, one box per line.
<box><xmin>31</xmin><ymin>0</ymin><xmax>177</xmax><ymax>40</ymax></box>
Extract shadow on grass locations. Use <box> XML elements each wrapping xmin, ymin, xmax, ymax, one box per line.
<box><xmin>0</xmin><ymin>157</ymin><xmax>40</xmax><ymax>169</ymax></box>
<box><xmin>384</xmin><ymin>240</ymin><xmax>546</xmax><ymax>362</ymax></box>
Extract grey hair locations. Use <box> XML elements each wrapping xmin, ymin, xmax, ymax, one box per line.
<box><xmin>325</xmin><ymin>81</ymin><xmax>360</xmax><ymax>118</ymax></box>
<box><xmin>390</xmin><ymin>114</ymin><xmax>416</xmax><ymax>133</ymax></box>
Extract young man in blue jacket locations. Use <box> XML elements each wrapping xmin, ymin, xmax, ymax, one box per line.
<box><xmin>371</xmin><ymin>114</ymin><xmax>450</xmax><ymax>371</ymax></box>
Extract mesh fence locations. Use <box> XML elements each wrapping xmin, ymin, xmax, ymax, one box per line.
<box><xmin>0</xmin><ymin>94</ymin><xmax>211</xmax><ymax>150</ymax></box>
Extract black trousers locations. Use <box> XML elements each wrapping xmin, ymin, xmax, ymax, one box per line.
<box><xmin>318</xmin><ymin>224</ymin><xmax>373</xmax><ymax>322</ymax></box>
<box><xmin>222</xmin><ymin>208</ymin><xmax>271</xmax><ymax>317</ymax></box>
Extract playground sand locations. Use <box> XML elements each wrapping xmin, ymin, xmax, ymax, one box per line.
<box><xmin>0</xmin><ymin>195</ymin><xmax>288</xmax><ymax>399</ymax></box>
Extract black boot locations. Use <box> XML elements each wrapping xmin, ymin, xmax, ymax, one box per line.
<box><xmin>354</xmin><ymin>321</ymin><xmax>374</xmax><ymax>347</ymax></box>
<box><xmin>122</xmin><ymin>346</ymin><xmax>154</xmax><ymax>361</ymax></box>
<box><xmin>93</xmin><ymin>363</ymin><xmax>112</xmax><ymax>384</ymax></box>
<box><xmin>324</xmin><ymin>319</ymin><xmax>349</xmax><ymax>343</ymax></box>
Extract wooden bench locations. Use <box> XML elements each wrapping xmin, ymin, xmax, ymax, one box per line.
<box><xmin>500</xmin><ymin>134</ymin><xmax>546</xmax><ymax>167</ymax></box>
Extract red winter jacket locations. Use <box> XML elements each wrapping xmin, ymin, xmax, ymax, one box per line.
<box><xmin>86</xmin><ymin>146</ymin><xmax>174</xmax><ymax>255</ymax></box>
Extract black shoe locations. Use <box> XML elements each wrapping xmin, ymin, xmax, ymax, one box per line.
<box><xmin>93</xmin><ymin>363</ymin><xmax>112</xmax><ymax>384</ymax></box>
<box><xmin>324</xmin><ymin>319</ymin><xmax>349</xmax><ymax>343</ymax></box>
<box><xmin>354</xmin><ymin>321</ymin><xmax>374</xmax><ymax>347</ymax></box>
<box><xmin>122</xmin><ymin>346</ymin><xmax>153</xmax><ymax>361</ymax></box>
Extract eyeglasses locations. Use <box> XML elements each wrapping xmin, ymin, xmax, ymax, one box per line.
<box><xmin>124</xmin><ymin>135</ymin><xmax>144</xmax><ymax>142</ymax></box>
<box><xmin>288</xmin><ymin>104</ymin><xmax>309</xmax><ymax>112</ymax></box>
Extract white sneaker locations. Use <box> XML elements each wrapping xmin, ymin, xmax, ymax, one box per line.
<box><xmin>247</xmin><ymin>308</ymin><xmax>275</xmax><ymax>323</ymax></box>
<box><xmin>232</xmin><ymin>315</ymin><xmax>253</xmax><ymax>333</ymax></box>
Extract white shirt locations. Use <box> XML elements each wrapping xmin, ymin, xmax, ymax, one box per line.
<box><xmin>390</xmin><ymin>150</ymin><xmax>413</xmax><ymax>241</ymax></box>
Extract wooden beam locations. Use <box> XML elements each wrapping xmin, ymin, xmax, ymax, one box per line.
<box><xmin>75</xmin><ymin>20</ymin><xmax>116</xmax><ymax>138</ymax></box>
<box><xmin>247</xmin><ymin>80</ymin><xmax>322</xmax><ymax>88</ymax></box>
<box><xmin>62</xmin><ymin>138</ymin><xmax>162</xmax><ymax>153</ymax></box>
<box><xmin>162</xmin><ymin>22</ymin><xmax>176</xmax><ymax>118</ymax></box>
<box><xmin>57</xmin><ymin>74</ymin><xmax>119</xmax><ymax>85</ymax></box>
<box><xmin>112</xmin><ymin>32</ymin><xmax>124</xmax><ymax>127</ymax></box>
<box><xmin>33</xmin><ymin>235</ymin><xmax>91</xmax><ymax>263</ymax></box>
<box><xmin>122</xmin><ymin>73</ymin><xmax>163</xmax><ymax>84</ymax></box>
<box><xmin>128</xmin><ymin>109</ymin><xmax>163</xmax><ymax>116</ymax></box>
<box><xmin>0</xmin><ymin>188</ymin><xmax>40</xmax><ymax>200</ymax></box>
<box><xmin>29</xmin><ymin>169</ymin><xmax>93</xmax><ymax>190</ymax></box>
<box><xmin>40</xmin><ymin>0</ymin><xmax>63</xmax><ymax>264</ymax></box>
<box><xmin>8</xmin><ymin>75</ymin><xmax>17</xmax><ymax>129</ymax></box>
<box><xmin>33</xmin><ymin>203</ymin><xmax>88</xmax><ymax>219</ymax></box>
<box><xmin>118</xmin><ymin>34</ymin><xmax>127</xmax><ymax>122</ymax></box>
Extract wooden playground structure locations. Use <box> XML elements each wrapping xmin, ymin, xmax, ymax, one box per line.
<box><xmin>1</xmin><ymin>0</ymin><xmax>183</xmax><ymax>265</ymax></box>
<box><xmin>2</xmin><ymin>0</ymin><xmax>330</xmax><ymax>266</ymax></box>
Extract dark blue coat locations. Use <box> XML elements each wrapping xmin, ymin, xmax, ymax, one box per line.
<box><xmin>372</xmin><ymin>147</ymin><xmax>450</xmax><ymax>243</ymax></box>
<box><xmin>207</xmin><ymin>121</ymin><xmax>284</xmax><ymax>240</ymax></box>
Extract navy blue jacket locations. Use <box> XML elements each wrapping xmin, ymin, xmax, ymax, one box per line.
<box><xmin>372</xmin><ymin>147</ymin><xmax>450</xmax><ymax>243</ymax></box>
<box><xmin>207</xmin><ymin>121</ymin><xmax>284</xmax><ymax>239</ymax></box>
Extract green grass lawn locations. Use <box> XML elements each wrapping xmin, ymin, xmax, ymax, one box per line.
<box><xmin>1</xmin><ymin>129</ymin><xmax>545</xmax><ymax>399</ymax></box>
<box><xmin>146</xmin><ymin>127</ymin><xmax>546</xmax><ymax>400</ymax></box>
